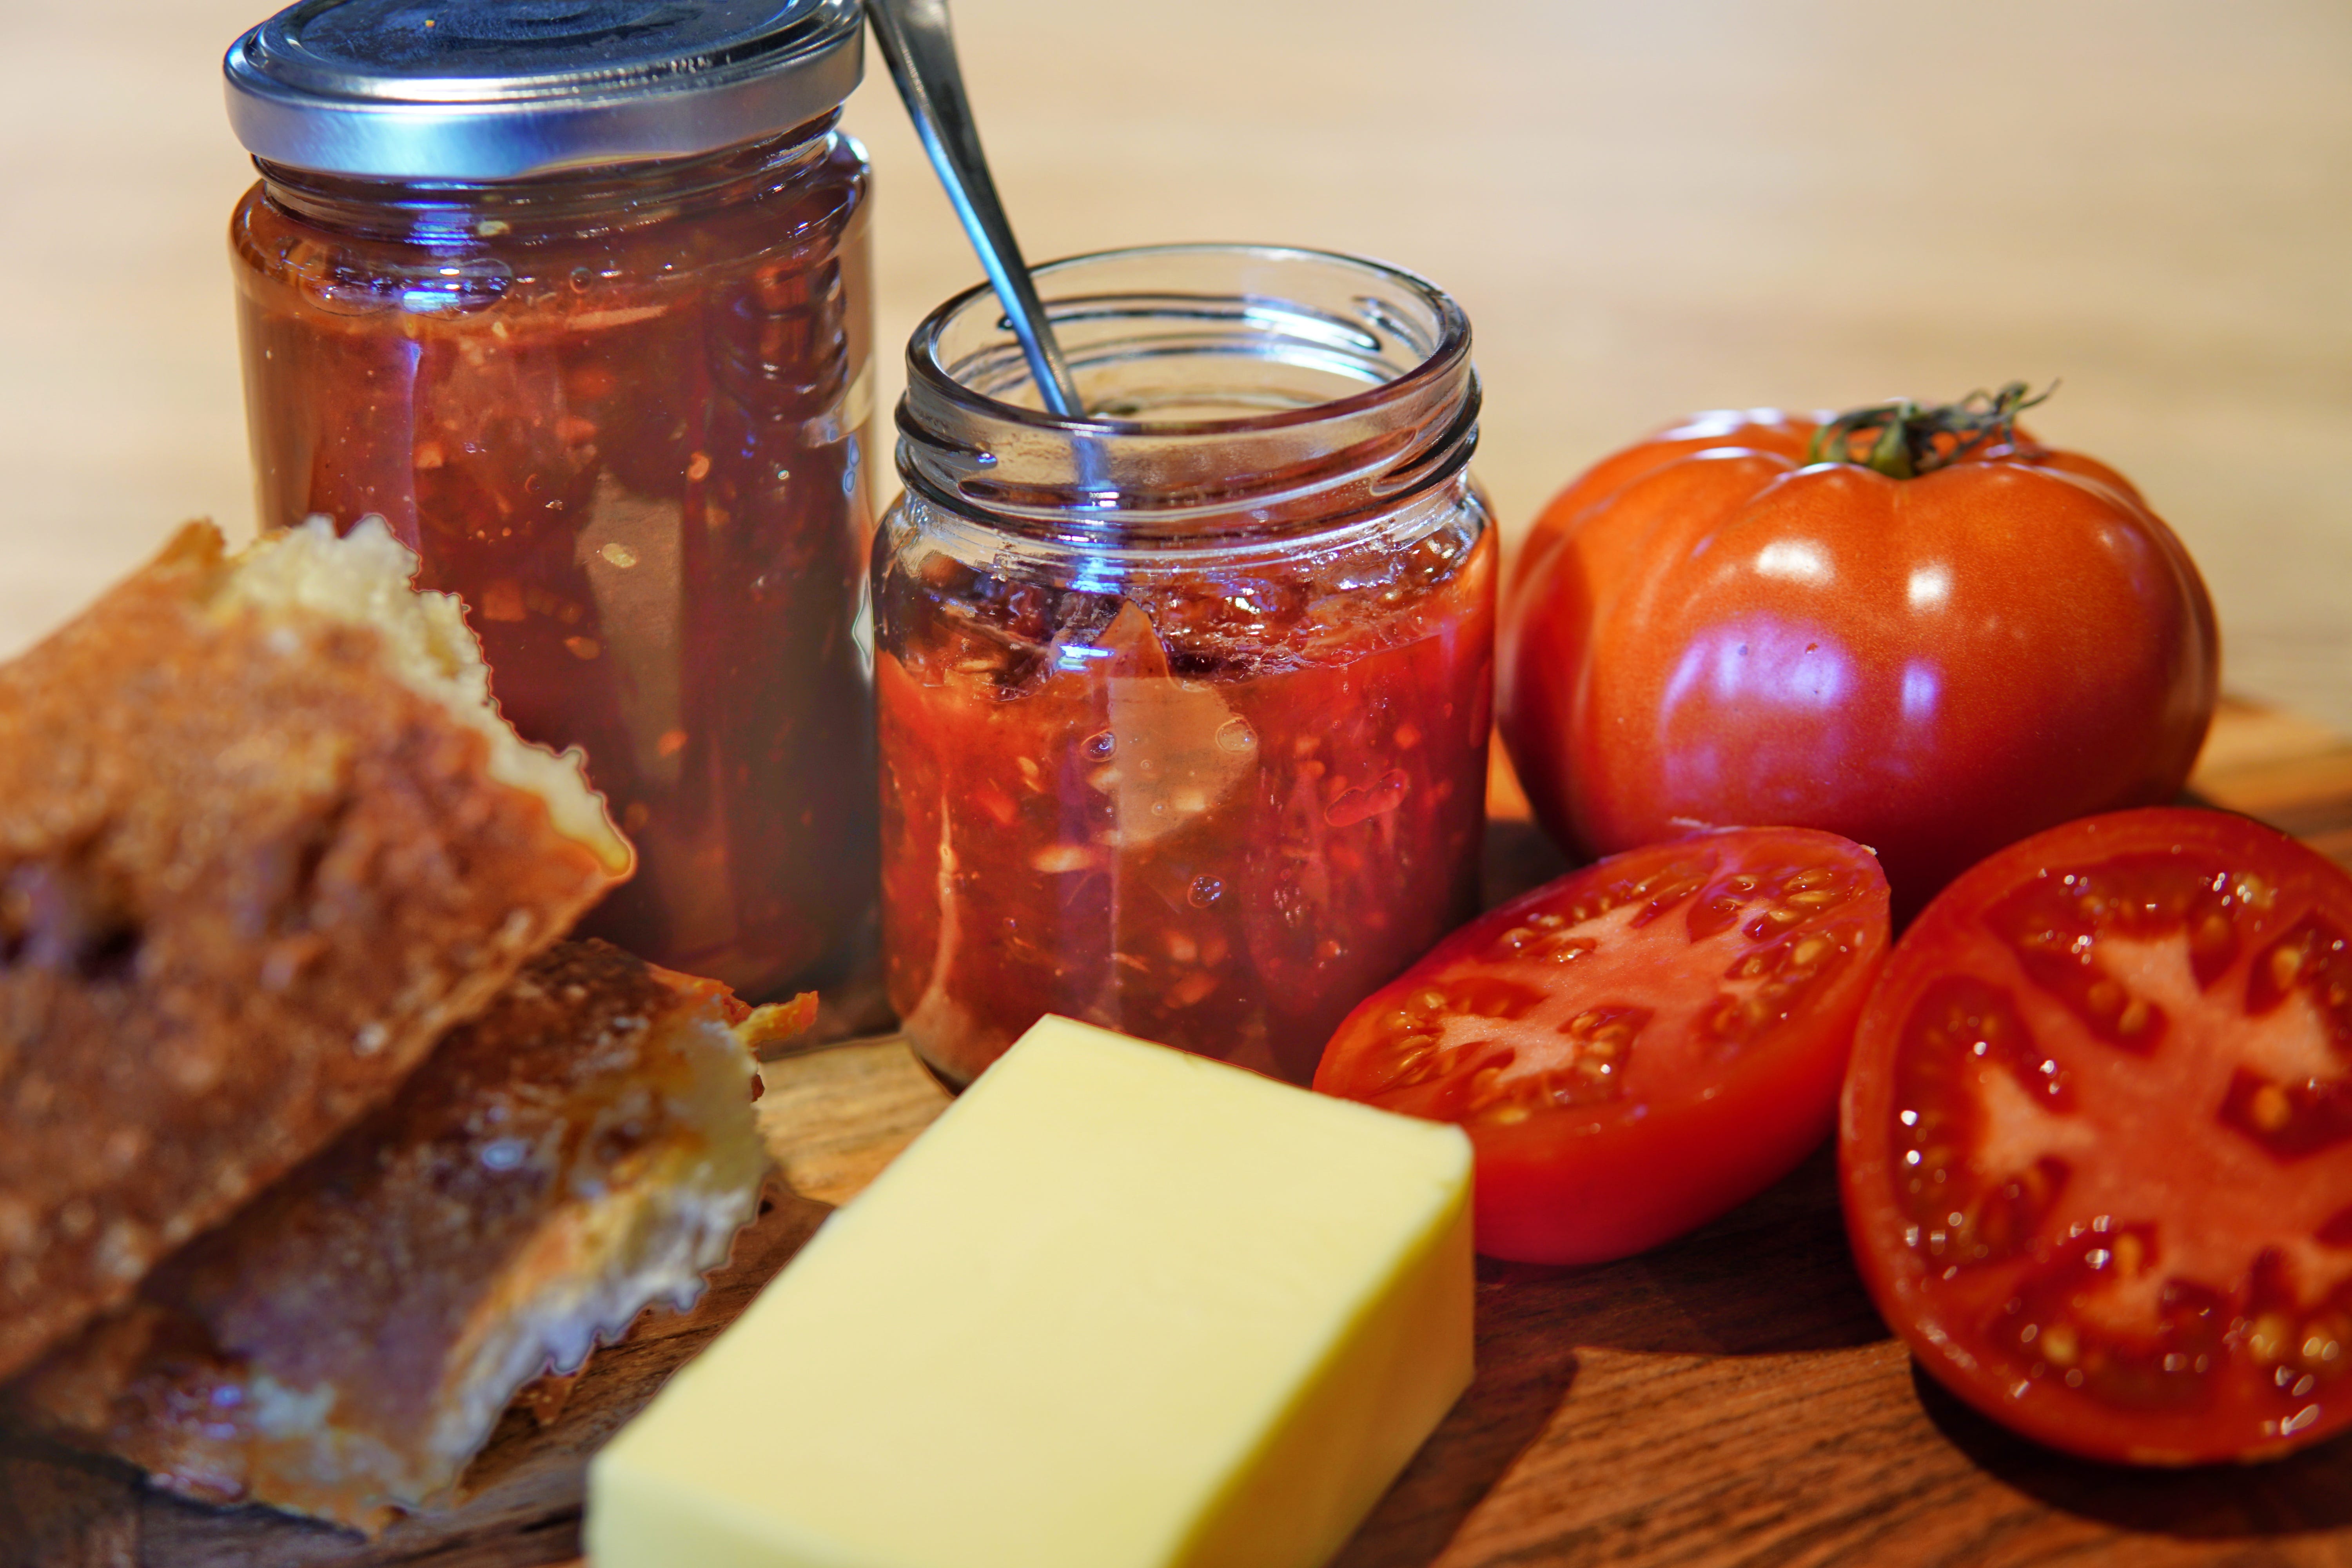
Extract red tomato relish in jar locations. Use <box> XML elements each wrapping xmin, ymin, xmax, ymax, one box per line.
<box><xmin>223</xmin><ymin>0</ymin><xmax>879</xmax><ymax>1008</ymax></box>
<box><xmin>876</xmin><ymin>245</ymin><xmax>1494</xmax><ymax>1085</ymax></box>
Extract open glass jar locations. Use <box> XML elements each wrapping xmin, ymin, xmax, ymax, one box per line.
<box><xmin>224</xmin><ymin>0</ymin><xmax>879</xmax><ymax>1011</ymax></box>
<box><xmin>876</xmin><ymin>245</ymin><xmax>1495</xmax><ymax>1085</ymax></box>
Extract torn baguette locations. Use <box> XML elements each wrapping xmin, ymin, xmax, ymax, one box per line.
<box><xmin>7</xmin><ymin>939</ymin><xmax>776</xmax><ymax>1535</ymax></box>
<box><xmin>0</xmin><ymin>518</ymin><xmax>629</xmax><ymax>1380</ymax></box>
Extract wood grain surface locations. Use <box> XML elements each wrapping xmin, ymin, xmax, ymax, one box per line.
<box><xmin>7</xmin><ymin>695</ymin><xmax>2352</xmax><ymax>1568</ymax></box>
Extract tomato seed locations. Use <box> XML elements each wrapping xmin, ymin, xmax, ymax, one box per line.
<box><xmin>1639</xmin><ymin>876</ymin><xmax>1707</xmax><ymax>922</ymax></box>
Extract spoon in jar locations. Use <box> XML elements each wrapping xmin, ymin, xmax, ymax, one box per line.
<box><xmin>862</xmin><ymin>0</ymin><xmax>1087</xmax><ymax>418</ymax></box>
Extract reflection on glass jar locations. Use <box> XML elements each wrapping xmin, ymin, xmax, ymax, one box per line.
<box><xmin>877</xmin><ymin>245</ymin><xmax>1494</xmax><ymax>1086</ymax></box>
<box><xmin>230</xmin><ymin>121</ymin><xmax>880</xmax><ymax>1008</ymax></box>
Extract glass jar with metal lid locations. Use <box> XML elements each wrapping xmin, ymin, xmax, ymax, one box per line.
<box><xmin>224</xmin><ymin>0</ymin><xmax>880</xmax><ymax>1015</ymax></box>
<box><xmin>876</xmin><ymin>244</ymin><xmax>1495</xmax><ymax>1087</ymax></box>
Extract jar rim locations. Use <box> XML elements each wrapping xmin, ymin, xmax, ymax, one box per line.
<box><xmin>904</xmin><ymin>243</ymin><xmax>1472</xmax><ymax>438</ymax></box>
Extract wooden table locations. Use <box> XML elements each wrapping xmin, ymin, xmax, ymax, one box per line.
<box><xmin>9</xmin><ymin>697</ymin><xmax>2352</xmax><ymax>1568</ymax></box>
<box><xmin>2</xmin><ymin>1</ymin><xmax>2348</xmax><ymax>1560</ymax></box>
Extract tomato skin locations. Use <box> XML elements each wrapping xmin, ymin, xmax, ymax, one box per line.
<box><xmin>1841</xmin><ymin>807</ymin><xmax>2352</xmax><ymax>1465</ymax></box>
<box><xmin>1509</xmin><ymin>408</ymin><xmax>1824</xmax><ymax>594</ymax></box>
<box><xmin>1316</xmin><ymin>828</ymin><xmax>1891</xmax><ymax>1265</ymax></box>
<box><xmin>1499</xmin><ymin>414</ymin><xmax>2219</xmax><ymax>921</ymax></box>
<box><xmin>1468</xmin><ymin>1012</ymin><xmax>1849</xmax><ymax>1265</ymax></box>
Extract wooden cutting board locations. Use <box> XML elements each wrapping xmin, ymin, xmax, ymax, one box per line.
<box><xmin>7</xmin><ymin>695</ymin><xmax>2352</xmax><ymax>1568</ymax></box>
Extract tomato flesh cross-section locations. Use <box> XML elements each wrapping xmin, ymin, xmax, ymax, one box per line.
<box><xmin>1316</xmin><ymin>827</ymin><xmax>1891</xmax><ymax>1264</ymax></box>
<box><xmin>1841</xmin><ymin>807</ymin><xmax>2352</xmax><ymax>1464</ymax></box>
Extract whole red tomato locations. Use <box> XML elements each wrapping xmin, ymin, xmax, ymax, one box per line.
<box><xmin>1842</xmin><ymin>807</ymin><xmax>2352</xmax><ymax>1464</ymax></box>
<box><xmin>1499</xmin><ymin>387</ymin><xmax>2219</xmax><ymax>920</ymax></box>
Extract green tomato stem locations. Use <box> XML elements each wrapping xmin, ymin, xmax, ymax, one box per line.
<box><xmin>1806</xmin><ymin>381</ymin><xmax>2054</xmax><ymax>477</ymax></box>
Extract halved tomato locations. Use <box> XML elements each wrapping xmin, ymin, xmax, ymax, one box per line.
<box><xmin>1841</xmin><ymin>807</ymin><xmax>2352</xmax><ymax>1464</ymax></box>
<box><xmin>1315</xmin><ymin>828</ymin><xmax>1890</xmax><ymax>1264</ymax></box>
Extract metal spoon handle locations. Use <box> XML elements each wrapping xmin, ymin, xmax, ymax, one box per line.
<box><xmin>863</xmin><ymin>0</ymin><xmax>1086</xmax><ymax>418</ymax></box>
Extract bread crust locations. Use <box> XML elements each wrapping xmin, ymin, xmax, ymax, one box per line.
<box><xmin>0</xmin><ymin>524</ymin><xmax>619</xmax><ymax>1379</ymax></box>
<box><xmin>6</xmin><ymin>940</ymin><xmax>768</xmax><ymax>1533</ymax></box>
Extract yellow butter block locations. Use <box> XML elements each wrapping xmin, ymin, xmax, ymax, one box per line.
<box><xmin>588</xmin><ymin>1015</ymin><xmax>1474</xmax><ymax>1568</ymax></box>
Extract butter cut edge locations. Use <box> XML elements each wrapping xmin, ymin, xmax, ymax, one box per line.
<box><xmin>1174</xmin><ymin>1159</ymin><xmax>1474</xmax><ymax>1568</ymax></box>
<box><xmin>994</xmin><ymin>1019</ymin><xmax>1478</xmax><ymax>1568</ymax></box>
<box><xmin>212</xmin><ymin>515</ymin><xmax>633</xmax><ymax>877</ymax></box>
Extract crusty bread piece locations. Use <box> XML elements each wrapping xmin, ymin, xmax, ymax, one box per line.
<box><xmin>0</xmin><ymin>519</ymin><xmax>630</xmax><ymax>1381</ymax></box>
<box><xmin>7</xmin><ymin>940</ymin><xmax>779</xmax><ymax>1535</ymax></box>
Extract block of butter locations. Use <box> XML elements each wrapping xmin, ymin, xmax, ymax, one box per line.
<box><xmin>588</xmin><ymin>1015</ymin><xmax>1474</xmax><ymax>1568</ymax></box>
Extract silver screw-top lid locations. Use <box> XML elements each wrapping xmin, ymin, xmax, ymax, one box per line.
<box><xmin>225</xmin><ymin>0</ymin><xmax>864</xmax><ymax>180</ymax></box>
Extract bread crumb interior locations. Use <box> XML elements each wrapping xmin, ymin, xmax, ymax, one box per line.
<box><xmin>212</xmin><ymin>517</ymin><xmax>632</xmax><ymax>876</ymax></box>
